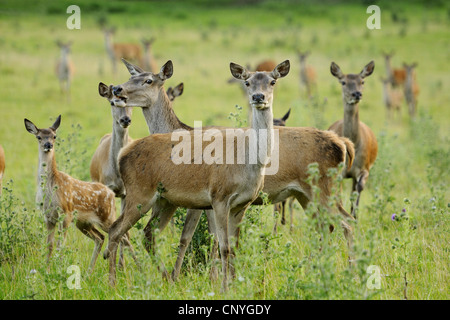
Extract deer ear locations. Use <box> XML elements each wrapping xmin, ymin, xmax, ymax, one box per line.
<box><xmin>282</xmin><ymin>108</ymin><xmax>291</xmax><ymax>122</ymax></box>
<box><xmin>271</xmin><ymin>60</ymin><xmax>290</xmax><ymax>79</ymax></box>
<box><xmin>50</xmin><ymin>115</ymin><xmax>61</xmax><ymax>132</ymax></box>
<box><xmin>98</xmin><ymin>82</ymin><xmax>111</xmax><ymax>98</ymax></box>
<box><xmin>24</xmin><ymin>119</ymin><xmax>39</xmax><ymax>135</ymax></box>
<box><xmin>360</xmin><ymin>60</ymin><xmax>375</xmax><ymax>78</ymax></box>
<box><xmin>159</xmin><ymin>60</ymin><xmax>173</xmax><ymax>81</ymax></box>
<box><xmin>122</xmin><ymin>58</ymin><xmax>144</xmax><ymax>76</ymax></box>
<box><xmin>173</xmin><ymin>82</ymin><xmax>184</xmax><ymax>97</ymax></box>
<box><xmin>330</xmin><ymin>62</ymin><xmax>345</xmax><ymax>79</ymax></box>
<box><xmin>230</xmin><ymin>63</ymin><xmax>250</xmax><ymax>80</ymax></box>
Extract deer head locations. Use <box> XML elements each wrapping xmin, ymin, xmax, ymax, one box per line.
<box><xmin>99</xmin><ymin>82</ymin><xmax>133</xmax><ymax>128</ymax></box>
<box><xmin>230</xmin><ymin>60</ymin><xmax>290</xmax><ymax>110</ymax></box>
<box><xmin>24</xmin><ymin>116</ymin><xmax>61</xmax><ymax>153</ymax></box>
<box><xmin>330</xmin><ymin>61</ymin><xmax>374</xmax><ymax>105</ymax></box>
<box><xmin>110</xmin><ymin>59</ymin><xmax>173</xmax><ymax>108</ymax></box>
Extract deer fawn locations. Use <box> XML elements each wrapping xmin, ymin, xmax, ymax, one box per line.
<box><xmin>104</xmin><ymin>60</ymin><xmax>287</xmax><ymax>291</ymax></box>
<box><xmin>403</xmin><ymin>63</ymin><xmax>419</xmax><ymax>118</ymax></box>
<box><xmin>90</xmin><ymin>83</ymin><xmax>133</xmax><ymax>198</ymax></box>
<box><xmin>380</xmin><ymin>77</ymin><xmax>403</xmax><ymax>117</ymax></box>
<box><xmin>166</xmin><ymin>82</ymin><xmax>184</xmax><ymax>102</ymax></box>
<box><xmin>141</xmin><ymin>37</ymin><xmax>157</xmax><ymax>73</ymax></box>
<box><xmin>55</xmin><ymin>41</ymin><xmax>75</xmax><ymax>100</ymax></box>
<box><xmin>0</xmin><ymin>144</ymin><xmax>4</xmax><ymax>196</ymax></box>
<box><xmin>25</xmin><ymin>115</ymin><xmax>136</xmax><ymax>272</ymax></box>
<box><xmin>109</xmin><ymin>59</ymin><xmax>355</xmax><ymax>287</ymax></box>
<box><xmin>298</xmin><ymin>51</ymin><xmax>316</xmax><ymax>97</ymax></box>
<box><xmin>104</xmin><ymin>27</ymin><xmax>142</xmax><ymax>74</ymax></box>
<box><xmin>328</xmin><ymin>61</ymin><xmax>378</xmax><ymax>218</ymax></box>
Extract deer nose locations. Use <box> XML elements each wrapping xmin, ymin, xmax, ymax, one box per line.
<box><xmin>120</xmin><ymin>116</ymin><xmax>131</xmax><ymax>127</ymax></box>
<box><xmin>44</xmin><ymin>142</ymin><xmax>53</xmax><ymax>150</ymax></box>
<box><xmin>113</xmin><ymin>86</ymin><xmax>122</xmax><ymax>96</ymax></box>
<box><xmin>352</xmin><ymin>91</ymin><xmax>362</xmax><ymax>100</ymax></box>
<box><xmin>252</xmin><ymin>93</ymin><xmax>265</xmax><ymax>103</ymax></box>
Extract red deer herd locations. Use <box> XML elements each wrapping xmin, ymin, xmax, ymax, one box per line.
<box><xmin>0</xmin><ymin>27</ymin><xmax>419</xmax><ymax>292</ymax></box>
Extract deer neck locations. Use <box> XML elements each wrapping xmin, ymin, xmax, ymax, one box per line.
<box><xmin>251</xmin><ymin>103</ymin><xmax>274</xmax><ymax>167</ymax></box>
<box><xmin>141</xmin><ymin>87</ymin><xmax>192</xmax><ymax>134</ymax></box>
<box><xmin>110</xmin><ymin>120</ymin><xmax>129</xmax><ymax>174</ymax></box>
<box><xmin>343</xmin><ymin>101</ymin><xmax>361</xmax><ymax>144</ymax></box>
<box><xmin>104</xmin><ymin>34</ymin><xmax>114</xmax><ymax>59</ymax></box>
<box><xmin>385</xmin><ymin>58</ymin><xmax>392</xmax><ymax>78</ymax></box>
<box><xmin>37</xmin><ymin>149</ymin><xmax>58</xmax><ymax>189</ymax></box>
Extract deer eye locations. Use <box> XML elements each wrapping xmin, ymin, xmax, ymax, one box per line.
<box><xmin>361</xmin><ymin>81</ymin><xmax>365</xmax><ymax>85</ymax></box>
<box><xmin>270</xmin><ymin>80</ymin><xmax>276</xmax><ymax>86</ymax></box>
<box><xmin>54</xmin><ymin>135</ymin><xmax>57</xmax><ymax>139</ymax></box>
<box><xmin>244</xmin><ymin>81</ymin><xmax>250</xmax><ymax>87</ymax></box>
<box><xmin>145</xmin><ymin>79</ymin><xmax>153</xmax><ymax>84</ymax></box>
<box><xmin>37</xmin><ymin>136</ymin><xmax>42</xmax><ymax>140</ymax></box>
<box><xmin>341</xmin><ymin>81</ymin><xmax>346</xmax><ymax>85</ymax></box>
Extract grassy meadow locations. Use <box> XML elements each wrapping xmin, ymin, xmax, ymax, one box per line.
<box><xmin>0</xmin><ymin>0</ymin><xmax>449</xmax><ymax>300</ymax></box>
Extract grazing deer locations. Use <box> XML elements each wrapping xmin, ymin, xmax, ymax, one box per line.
<box><xmin>382</xmin><ymin>51</ymin><xmax>406</xmax><ymax>88</ymax></box>
<box><xmin>90</xmin><ymin>83</ymin><xmax>133</xmax><ymax>198</ymax></box>
<box><xmin>0</xmin><ymin>144</ymin><xmax>4</xmax><ymax>196</ymax></box>
<box><xmin>380</xmin><ymin>77</ymin><xmax>403</xmax><ymax>117</ymax></box>
<box><xmin>104</xmin><ymin>60</ymin><xmax>288</xmax><ymax>291</ymax></box>
<box><xmin>403</xmin><ymin>63</ymin><xmax>419</xmax><ymax>118</ymax></box>
<box><xmin>298</xmin><ymin>51</ymin><xmax>317</xmax><ymax>97</ymax></box>
<box><xmin>328</xmin><ymin>61</ymin><xmax>378</xmax><ymax>218</ymax></box>
<box><xmin>55</xmin><ymin>41</ymin><xmax>75</xmax><ymax>99</ymax></box>
<box><xmin>141</xmin><ymin>37</ymin><xmax>157</xmax><ymax>73</ymax></box>
<box><xmin>166</xmin><ymin>82</ymin><xmax>184</xmax><ymax>102</ymax></box>
<box><xmin>104</xmin><ymin>27</ymin><xmax>142</xmax><ymax>74</ymax></box>
<box><xmin>109</xmin><ymin>59</ymin><xmax>355</xmax><ymax>287</ymax></box>
<box><xmin>25</xmin><ymin>115</ymin><xmax>136</xmax><ymax>272</ymax></box>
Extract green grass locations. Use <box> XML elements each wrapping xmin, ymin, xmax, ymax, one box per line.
<box><xmin>0</xmin><ymin>0</ymin><xmax>449</xmax><ymax>300</ymax></box>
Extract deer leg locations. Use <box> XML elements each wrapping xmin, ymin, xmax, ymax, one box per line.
<box><xmin>352</xmin><ymin>170</ymin><xmax>369</xmax><ymax>218</ymax></box>
<box><xmin>57</xmin><ymin>212</ymin><xmax>73</xmax><ymax>250</ymax></box>
<box><xmin>105</xmin><ymin>195</ymin><xmax>154</xmax><ymax>286</ymax></box>
<box><xmin>212</xmin><ymin>201</ymin><xmax>231</xmax><ymax>292</ymax></box>
<box><xmin>205</xmin><ymin>209</ymin><xmax>220</xmax><ymax>282</ymax></box>
<box><xmin>288</xmin><ymin>197</ymin><xmax>295</xmax><ymax>232</ymax></box>
<box><xmin>46</xmin><ymin>221</ymin><xmax>57</xmax><ymax>267</ymax></box>
<box><xmin>76</xmin><ymin>221</ymin><xmax>104</xmax><ymax>273</ymax></box>
<box><xmin>228</xmin><ymin>206</ymin><xmax>248</xmax><ymax>280</ymax></box>
<box><xmin>171</xmin><ymin>209</ymin><xmax>202</xmax><ymax>282</ymax></box>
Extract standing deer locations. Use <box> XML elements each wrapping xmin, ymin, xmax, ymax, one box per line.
<box><xmin>25</xmin><ymin>115</ymin><xmax>136</xmax><ymax>272</ymax></box>
<box><xmin>382</xmin><ymin>51</ymin><xmax>406</xmax><ymax>88</ymax></box>
<box><xmin>104</xmin><ymin>60</ymin><xmax>288</xmax><ymax>291</ymax></box>
<box><xmin>166</xmin><ymin>82</ymin><xmax>184</xmax><ymax>102</ymax></box>
<box><xmin>380</xmin><ymin>77</ymin><xmax>402</xmax><ymax>117</ymax></box>
<box><xmin>298</xmin><ymin>51</ymin><xmax>316</xmax><ymax>97</ymax></box>
<box><xmin>141</xmin><ymin>37</ymin><xmax>157</xmax><ymax>73</ymax></box>
<box><xmin>104</xmin><ymin>27</ymin><xmax>142</xmax><ymax>74</ymax></box>
<box><xmin>108</xmin><ymin>59</ymin><xmax>355</xmax><ymax>287</ymax></box>
<box><xmin>90</xmin><ymin>83</ymin><xmax>133</xmax><ymax>198</ymax></box>
<box><xmin>328</xmin><ymin>61</ymin><xmax>378</xmax><ymax>218</ymax></box>
<box><xmin>55</xmin><ymin>41</ymin><xmax>75</xmax><ymax>100</ymax></box>
<box><xmin>0</xmin><ymin>144</ymin><xmax>4</xmax><ymax>196</ymax></box>
<box><xmin>403</xmin><ymin>63</ymin><xmax>419</xmax><ymax>118</ymax></box>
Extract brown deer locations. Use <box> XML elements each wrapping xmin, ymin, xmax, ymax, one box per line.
<box><xmin>104</xmin><ymin>60</ymin><xmax>288</xmax><ymax>291</ymax></box>
<box><xmin>380</xmin><ymin>77</ymin><xmax>402</xmax><ymax>117</ymax></box>
<box><xmin>328</xmin><ymin>61</ymin><xmax>378</xmax><ymax>218</ymax></box>
<box><xmin>141</xmin><ymin>37</ymin><xmax>157</xmax><ymax>73</ymax></box>
<box><xmin>108</xmin><ymin>59</ymin><xmax>355</xmax><ymax>287</ymax></box>
<box><xmin>298</xmin><ymin>51</ymin><xmax>316</xmax><ymax>97</ymax></box>
<box><xmin>0</xmin><ymin>144</ymin><xmax>4</xmax><ymax>196</ymax></box>
<box><xmin>90</xmin><ymin>83</ymin><xmax>133</xmax><ymax>198</ymax></box>
<box><xmin>25</xmin><ymin>115</ymin><xmax>136</xmax><ymax>272</ymax></box>
<box><xmin>403</xmin><ymin>63</ymin><xmax>419</xmax><ymax>118</ymax></box>
<box><xmin>104</xmin><ymin>27</ymin><xmax>142</xmax><ymax>74</ymax></box>
<box><xmin>382</xmin><ymin>51</ymin><xmax>406</xmax><ymax>88</ymax></box>
<box><xmin>55</xmin><ymin>41</ymin><xmax>75</xmax><ymax>99</ymax></box>
<box><xmin>166</xmin><ymin>83</ymin><xmax>184</xmax><ymax>102</ymax></box>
